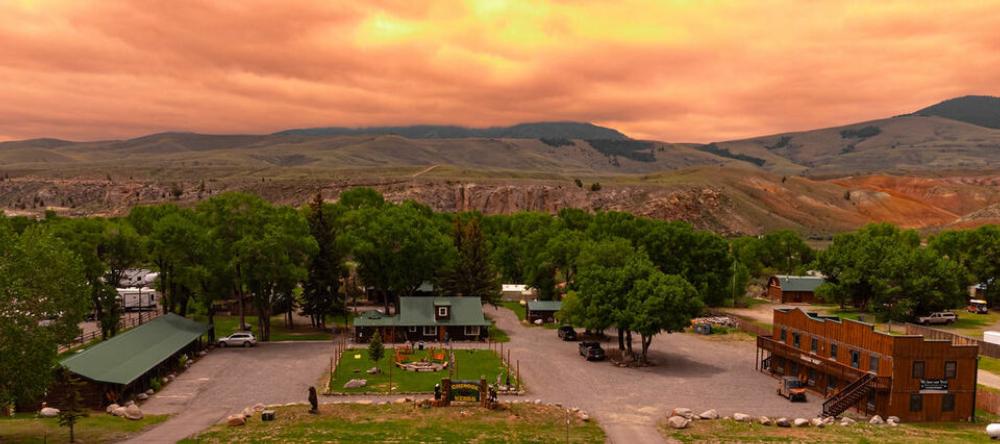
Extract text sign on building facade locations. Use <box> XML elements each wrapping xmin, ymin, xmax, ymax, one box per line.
<box><xmin>920</xmin><ymin>379</ymin><xmax>949</xmax><ymax>393</ymax></box>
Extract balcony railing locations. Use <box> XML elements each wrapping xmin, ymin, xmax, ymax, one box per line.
<box><xmin>757</xmin><ymin>335</ymin><xmax>892</xmax><ymax>390</ymax></box>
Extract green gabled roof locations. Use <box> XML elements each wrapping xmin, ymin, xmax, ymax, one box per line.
<box><xmin>353</xmin><ymin>297</ymin><xmax>491</xmax><ymax>327</ymax></box>
<box><xmin>774</xmin><ymin>275</ymin><xmax>825</xmax><ymax>292</ymax></box>
<box><xmin>527</xmin><ymin>300</ymin><xmax>562</xmax><ymax>312</ymax></box>
<box><xmin>60</xmin><ymin>313</ymin><xmax>210</xmax><ymax>386</ymax></box>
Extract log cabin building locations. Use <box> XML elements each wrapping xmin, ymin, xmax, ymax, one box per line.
<box><xmin>767</xmin><ymin>275</ymin><xmax>825</xmax><ymax>304</ymax></box>
<box><xmin>756</xmin><ymin>308</ymin><xmax>979</xmax><ymax>422</ymax></box>
<box><xmin>353</xmin><ymin>297</ymin><xmax>490</xmax><ymax>343</ymax></box>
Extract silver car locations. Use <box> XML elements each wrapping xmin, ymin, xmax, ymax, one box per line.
<box><xmin>217</xmin><ymin>332</ymin><xmax>256</xmax><ymax>348</ymax></box>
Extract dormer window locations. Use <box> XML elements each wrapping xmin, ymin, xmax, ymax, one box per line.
<box><xmin>438</xmin><ymin>306</ymin><xmax>449</xmax><ymax>317</ymax></box>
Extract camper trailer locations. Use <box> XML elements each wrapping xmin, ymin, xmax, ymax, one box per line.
<box><xmin>117</xmin><ymin>287</ymin><xmax>159</xmax><ymax>312</ymax></box>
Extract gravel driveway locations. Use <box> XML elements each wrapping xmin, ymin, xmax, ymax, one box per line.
<box><xmin>122</xmin><ymin>341</ymin><xmax>333</xmax><ymax>444</ymax></box>
<box><xmin>486</xmin><ymin>306</ymin><xmax>819</xmax><ymax>444</ymax></box>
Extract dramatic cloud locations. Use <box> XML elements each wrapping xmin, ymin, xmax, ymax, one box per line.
<box><xmin>0</xmin><ymin>0</ymin><xmax>998</xmax><ymax>142</ymax></box>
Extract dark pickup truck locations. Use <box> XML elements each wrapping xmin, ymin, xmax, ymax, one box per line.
<box><xmin>578</xmin><ymin>341</ymin><xmax>606</xmax><ymax>361</ymax></box>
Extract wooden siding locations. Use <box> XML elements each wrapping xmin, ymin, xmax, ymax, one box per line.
<box><xmin>766</xmin><ymin>277</ymin><xmax>817</xmax><ymax>304</ymax></box>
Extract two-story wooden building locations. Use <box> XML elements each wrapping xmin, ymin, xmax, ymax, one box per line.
<box><xmin>353</xmin><ymin>297</ymin><xmax>491</xmax><ymax>343</ymax></box>
<box><xmin>756</xmin><ymin>308</ymin><xmax>978</xmax><ymax>422</ymax></box>
<box><xmin>767</xmin><ymin>275</ymin><xmax>825</xmax><ymax>304</ymax></box>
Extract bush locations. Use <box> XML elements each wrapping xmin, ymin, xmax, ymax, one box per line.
<box><xmin>368</xmin><ymin>330</ymin><xmax>385</xmax><ymax>363</ymax></box>
<box><xmin>540</xmin><ymin>137</ymin><xmax>575</xmax><ymax>147</ymax></box>
<box><xmin>574</xmin><ymin>178</ymin><xmax>583</xmax><ymax>188</ymax></box>
<box><xmin>839</xmin><ymin>125</ymin><xmax>881</xmax><ymax>139</ymax></box>
<box><xmin>696</xmin><ymin>143</ymin><xmax>766</xmax><ymax>167</ymax></box>
<box><xmin>150</xmin><ymin>377</ymin><xmax>162</xmax><ymax>391</ymax></box>
<box><xmin>590</xmin><ymin>182</ymin><xmax>602</xmax><ymax>192</ymax></box>
<box><xmin>585</xmin><ymin>139</ymin><xmax>656</xmax><ymax>162</ymax></box>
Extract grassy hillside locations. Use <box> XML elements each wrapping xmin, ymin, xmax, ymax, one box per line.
<box><xmin>915</xmin><ymin>95</ymin><xmax>1000</xmax><ymax>129</ymax></box>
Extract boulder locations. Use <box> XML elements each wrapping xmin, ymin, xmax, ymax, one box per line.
<box><xmin>758</xmin><ymin>416</ymin><xmax>771</xmax><ymax>426</ymax></box>
<box><xmin>241</xmin><ymin>407</ymin><xmax>254</xmax><ymax>418</ymax></box>
<box><xmin>793</xmin><ymin>418</ymin><xmax>810</xmax><ymax>427</ymax></box>
<box><xmin>112</xmin><ymin>406</ymin><xmax>127</xmax><ymax>417</ymax></box>
<box><xmin>145</xmin><ymin>389</ymin><xmax>154</xmax><ymax>396</ymax></box>
<box><xmin>667</xmin><ymin>415</ymin><xmax>691</xmax><ymax>429</ymax></box>
<box><xmin>136</xmin><ymin>393</ymin><xmax>149</xmax><ymax>401</ymax></box>
<box><xmin>986</xmin><ymin>423</ymin><xmax>1000</xmax><ymax>439</ymax></box>
<box><xmin>577</xmin><ymin>412</ymin><xmax>590</xmax><ymax>422</ymax></box>
<box><xmin>887</xmin><ymin>419</ymin><xmax>898</xmax><ymax>427</ymax></box>
<box><xmin>887</xmin><ymin>416</ymin><xmax>900</xmax><ymax>423</ymax></box>
<box><xmin>810</xmin><ymin>417</ymin><xmax>825</xmax><ymax>428</ymax></box>
<box><xmin>106</xmin><ymin>403</ymin><xmax>120</xmax><ymax>414</ymax></box>
<box><xmin>39</xmin><ymin>407</ymin><xmax>59</xmax><ymax>418</ymax></box>
<box><xmin>534</xmin><ymin>399</ymin><xmax>542</xmax><ymax>405</ymax></box>
<box><xmin>124</xmin><ymin>404</ymin><xmax>143</xmax><ymax>420</ymax></box>
<box><xmin>534</xmin><ymin>319</ymin><xmax>543</xmax><ymax>325</ymax></box>
<box><xmin>869</xmin><ymin>415</ymin><xmax>884</xmax><ymax>425</ymax></box>
<box><xmin>366</xmin><ymin>367</ymin><xmax>381</xmax><ymax>375</ymax></box>
<box><xmin>343</xmin><ymin>379</ymin><xmax>367</xmax><ymax>389</ymax></box>
<box><xmin>253</xmin><ymin>403</ymin><xmax>266</xmax><ymax>412</ymax></box>
<box><xmin>698</xmin><ymin>409</ymin><xmax>719</xmax><ymax>420</ymax></box>
<box><xmin>198</xmin><ymin>350</ymin><xmax>208</xmax><ymax>357</ymax></box>
<box><xmin>227</xmin><ymin>414</ymin><xmax>246</xmax><ymax>427</ymax></box>
<box><xmin>671</xmin><ymin>408</ymin><xmax>694</xmax><ymax>419</ymax></box>
<box><xmin>839</xmin><ymin>417</ymin><xmax>856</xmax><ymax>426</ymax></box>
<box><xmin>775</xmin><ymin>417</ymin><xmax>791</xmax><ymax>428</ymax></box>
<box><xmin>733</xmin><ymin>413</ymin><xmax>752</xmax><ymax>422</ymax></box>
<box><xmin>126</xmin><ymin>400</ymin><xmax>136</xmax><ymax>407</ymax></box>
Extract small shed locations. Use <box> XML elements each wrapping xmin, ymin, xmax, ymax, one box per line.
<box><xmin>767</xmin><ymin>275</ymin><xmax>825</xmax><ymax>304</ymax></box>
<box><xmin>501</xmin><ymin>284</ymin><xmax>533</xmax><ymax>301</ymax></box>
<box><xmin>527</xmin><ymin>300</ymin><xmax>562</xmax><ymax>324</ymax></box>
<box><xmin>56</xmin><ymin>313</ymin><xmax>210</xmax><ymax>408</ymax></box>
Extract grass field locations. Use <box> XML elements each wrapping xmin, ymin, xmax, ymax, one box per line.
<box><xmin>663</xmin><ymin>413</ymin><xmax>999</xmax><ymax>443</ymax></box>
<box><xmin>501</xmin><ymin>301</ymin><xmax>526</xmax><ymax>321</ymax></box>
<box><xmin>329</xmin><ymin>348</ymin><xmax>516</xmax><ymax>393</ymax></box>
<box><xmin>199</xmin><ymin>315</ymin><xmax>341</xmax><ymax>341</ymax></box>
<box><xmin>934</xmin><ymin>311</ymin><xmax>1000</xmax><ymax>338</ymax></box>
<box><xmin>181</xmin><ymin>403</ymin><xmax>603</xmax><ymax>443</ymax></box>
<box><xmin>0</xmin><ymin>411</ymin><xmax>168</xmax><ymax>444</ymax></box>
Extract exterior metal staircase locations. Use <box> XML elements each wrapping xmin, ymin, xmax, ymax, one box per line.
<box><xmin>821</xmin><ymin>373</ymin><xmax>876</xmax><ymax>418</ymax></box>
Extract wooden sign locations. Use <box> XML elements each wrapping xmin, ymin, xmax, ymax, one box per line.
<box><xmin>920</xmin><ymin>379</ymin><xmax>949</xmax><ymax>393</ymax></box>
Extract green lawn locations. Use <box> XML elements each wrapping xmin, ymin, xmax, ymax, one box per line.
<box><xmin>198</xmin><ymin>315</ymin><xmax>333</xmax><ymax>341</ymax></box>
<box><xmin>0</xmin><ymin>411</ymin><xmax>168</xmax><ymax>444</ymax></box>
<box><xmin>500</xmin><ymin>301</ymin><xmax>526</xmax><ymax>321</ymax></box>
<box><xmin>329</xmin><ymin>348</ymin><xmax>516</xmax><ymax>393</ymax></box>
<box><xmin>935</xmin><ymin>311</ymin><xmax>1000</xmax><ymax>338</ymax></box>
<box><xmin>664</xmin><ymin>412</ymin><xmax>1000</xmax><ymax>443</ymax></box>
<box><xmin>981</xmin><ymin>357</ymin><xmax>1000</xmax><ymax>376</ymax></box>
<box><xmin>488</xmin><ymin>320</ymin><xmax>510</xmax><ymax>342</ymax></box>
<box><xmin>182</xmin><ymin>403</ymin><xmax>603</xmax><ymax>443</ymax></box>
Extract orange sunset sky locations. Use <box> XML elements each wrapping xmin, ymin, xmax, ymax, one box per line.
<box><xmin>1</xmin><ymin>0</ymin><xmax>998</xmax><ymax>142</ymax></box>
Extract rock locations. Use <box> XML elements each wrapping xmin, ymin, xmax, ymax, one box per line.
<box><xmin>366</xmin><ymin>367</ymin><xmax>381</xmax><ymax>375</ymax></box>
<box><xmin>534</xmin><ymin>319</ymin><xmax>543</xmax><ymax>325</ymax></box>
<box><xmin>39</xmin><ymin>407</ymin><xmax>59</xmax><ymax>418</ymax></box>
<box><xmin>810</xmin><ymin>417</ymin><xmax>825</xmax><ymax>428</ymax></box>
<box><xmin>136</xmin><ymin>393</ymin><xmax>149</xmax><ymax>400</ymax></box>
<box><xmin>793</xmin><ymin>418</ymin><xmax>810</xmax><ymax>427</ymax></box>
<box><xmin>343</xmin><ymin>379</ymin><xmax>367</xmax><ymax>389</ymax></box>
<box><xmin>198</xmin><ymin>350</ymin><xmax>208</xmax><ymax>357</ymax></box>
<box><xmin>839</xmin><ymin>417</ymin><xmax>856</xmax><ymax>426</ymax></box>
<box><xmin>775</xmin><ymin>417</ymin><xmax>791</xmax><ymax>427</ymax></box>
<box><xmin>251</xmin><ymin>403</ymin><xmax>265</xmax><ymax>412</ymax></box>
<box><xmin>241</xmin><ymin>407</ymin><xmax>254</xmax><ymax>418</ymax></box>
<box><xmin>227</xmin><ymin>414</ymin><xmax>246</xmax><ymax>426</ymax></box>
<box><xmin>145</xmin><ymin>389</ymin><xmax>154</xmax><ymax>395</ymax></box>
<box><xmin>733</xmin><ymin>413</ymin><xmax>752</xmax><ymax>422</ymax></box>
<box><xmin>698</xmin><ymin>409</ymin><xmax>719</xmax><ymax>420</ymax></box>
<box><xmin>534</xmin><ymin>399</ymin><xmax>542</xmax><ymax>405</ymax></box>
<box><xmin>577</xmin><ymin>412</ymin><xmax>590</xmax><ymax>422</ymax></box>
<box><xmin>869</xmin><ymin>415</ymin><xmax>884</xmax><ymax>425</ymax></box>
<box><xmin>124</xmin><ymin>404</ymin><xmax>143</xmax><ymax>420</ymax></box>
<box><xmin>887</xmin><ymin>416</ymin><xmax>900</xmax><ymax>423</ymax></box>
<box><xmin>758</xmin><ymin>416</ymin><xmax>771</xmax><ymax>426</ymax></box>
<box><xmin>667</xmin><ymin>415</ymin><xmax>691</xmax><ymax>429</ymax></box>
<box><xmin>671</xmin><ymin>407</ymin><xmax>694</xmax><ymax>419</ymax></box>
<box><xmin>887</xmin><ymin>419</ymin><xmax>898</xmax><ymax>427</ymax></box>
<box><xmin>126</xmin><ymin>400</ymin><xmax>136</xmax><ymax>407</ymax></box>
<box><xmin>106</xmin><ymin>403</ymin><xmax>120</xmax><ymax>414</ymax></box>
<box><xmin>986</xmin><ymin>423</ymin><xmax>1000</xmax><ymax>438</ymax></box>
<box><xmin>393</xmin><ymin>398</ymin><xmax>409</xmax><ymax>404</ymax></box>
<box><xmin>355</xmin><ymin>400</ymin><xmax>373</xmax><ymax>405</ymax></box>
<box><xmin>112</xmin><ymin>407</ymin><xmax>127</xmax><ymax>417</ymax></box>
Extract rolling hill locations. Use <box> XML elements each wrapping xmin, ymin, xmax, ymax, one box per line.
<box><xmin>915</xmin><ymin>95</ymin><xmax>1000</xmax><ymax>129</ymax></box>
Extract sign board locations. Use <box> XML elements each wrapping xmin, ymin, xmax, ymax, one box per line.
<box><xmin>920</xmin><ymin>379</ymin><xmax>949</xmax><ymax>393</ymax></box>
<box><xmin>800</xmin><ymin>354</ymin><xmax>823</xmax><ymax>365</ymax></box>
<box><xmin>450</xmin><ymin>381</ymin><xmax>481</xmax><ymax>402</ymax></box>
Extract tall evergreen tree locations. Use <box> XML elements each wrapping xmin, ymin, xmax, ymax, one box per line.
<box><xmin>303</xmin><ymin>193</ymin><xmax>345</xmax><ymax>328</ymax></box>
<box><xmin>441</xmin><ymin>215</ymin><xmax>501</xmax><ymax>305</ymax></box>
<box><xmin>57</xmin><ymin>367</ymin><xmax>88</xmax><ymax>443</ymax></box>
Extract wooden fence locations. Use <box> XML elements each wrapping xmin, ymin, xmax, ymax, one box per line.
<box><xmin>58</xmin><ymin>310</ymin><xmax>162</xmax><ymax>353</ymax></box>
<box><xmin>904</xmin><ymin>323</ymin><xmax>1000</xmax><ymax>359</ymax></box>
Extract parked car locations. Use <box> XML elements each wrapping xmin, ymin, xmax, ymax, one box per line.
<box><xmin>557</xmin><ymin>325</ymin><xmax>577</xmax><ymax>341</ymax></box>
<box><xmin>917</xmin><ymin>312</ymin><xmax>958</xmax><ymax>325</ymax></box>
<box><xmin>968</xmin><ymin>299</ymin><xmax>989</xmax><ymax>314</ymax></box>
<box><xmin>218</xmin><ymin>331</ymin><xmax>256</xmax><ymax>347</ymax></box>
<box><xmin>777</xmin><ymin>376</ymin><xmax>807</xmax><ymax>402</ymax></box>
<box><xmin>578</xmin><ymin>341</ymin><xmax>606</xmax><ymax>361</ymax></box>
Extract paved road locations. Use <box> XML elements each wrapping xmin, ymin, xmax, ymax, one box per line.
<box><xmin>485</xmin><ymin>306</ymin><xmax>819</xmax><ymax>444</ymax></box>
<box><xmin>122</xmin><ymin>341</ymin><xmax>333</xmax><ymax>444</ymax></box>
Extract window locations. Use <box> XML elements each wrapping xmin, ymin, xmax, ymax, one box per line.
<box><xmin>780</xmin><ymin>328</ymin><xmax>787</xmax><ymax>341</ymax></box>
<box><xmin>828</xmin><ymin>376</ymin><xmax>838</xmax><ymax>391</ymax></box>
<box><xmin>830</xmin><ymin>343</ymin><xmax>838</xmax><ymax>359</ymax></box>
<box><xmin>437</xmin><ymin>306</ymin><xmax>449</xmax><ymax>317</ymax></box>
<box><xmin>408</xmin><ymin>326</ymin><xmax>417</xmax><ymax>333</ymax></box>
<box><xmin>945</xmin><ymin>361</ymin><xmax>957</xmax><ymax>379</ymax></box>
<box><xmin>913</xmin><ymin>361</ymin><xmax>925</xmax><ymax>379</ymax></box>
<box><xmin>423</xmin><ymin>326</ymin><xmax>437</xmax><ymax>336</ymax></box>
<box><xmin>793</xmin><ymin>333</ymin><xmax>800</xmax><ymax>348</ymax></box>
<box><xmin>868</xmin><ymin>389</ymin><xmax>877</xmax><ymax>408</ymax></box>
<box><xmin>910</xmin><ymin>394</ymin><xmax>923</xmax><ymax>412</ymax></box>
<box><xmin>810</xmin><ymin>337</ymin><xmax>818</xmax><ymax>353</ymax></box>
<box><xmin>869</xmin><ymin>355</ymin><xmax>880</xmax><ymax>373</ymax></box>
<box><xmin>464</xmin><ymin>326</ymin><xmax>480</xmax><ymax>336</ymax></box>
<box><xmin>850</xmin><ymin>350</ymin><xmax>860</xmax><ymax>369</ymax></box>
<box><xmin>807</xmin><ymin>368</ymin><xmax>817</xmax><ymax>385</ymax></box>
<box><xmin>942</xmin><ymin>393</ymin><xmax>955</xmax><ymax>412</ymax></box>
<box><xmin>790</xmin><ymin>362</ymin><xmax>799</xmax><ymax>376</ymax></box>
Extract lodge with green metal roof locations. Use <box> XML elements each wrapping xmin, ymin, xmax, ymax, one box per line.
<box><xmin>56</xmin><ymin>313</ymin><xmax>210</xmax><ymax>408</ymax></box>
<box><xmin>767</xmin><ymin>275</ymin><xmax>826</xmax><ymax>304</ymax></box>
<box><xmin>353</xmin><ymin>297</ymin><xmax>491</xmax><ymax>343</ymax></box>
<box><xmin>526</xmin><ymin>300</ymin><xmax>562</xmax><ymax>323</ymax></box>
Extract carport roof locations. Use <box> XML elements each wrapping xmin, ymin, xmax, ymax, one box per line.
<box><xmin>527</xmin><ymin>300</ymin><xmax>562</xmax><ymax>312</ymax></box>
<box><xmin>60</xmin><ymin>313</ymin><xmax>210</xmax><ymax>386</ymax></box>
<box><xmin>774</xmin><ymin>275</ymin><xmax>825</xmax><ymax>292</ymax></box>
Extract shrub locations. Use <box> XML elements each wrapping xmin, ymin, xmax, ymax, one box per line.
<box><xmin>574</xmin><ymin>178</ymin><xmax>583</xmax><ymax>188</ymax></box>
<box><xmin>540</xmin><ymin>137</ymin><xmax>575</xmax><ymax>147</ymax></box>
<box><xmin>839</xmin><ymin>125</ymin><xmax>881</xmax><ymax>139</ymax></box>
<box><xmin>590</xmin><ymin>182</ymin><xmax>602</xmax><ymax>192</ymax></box>
<box><xmin>368</xmin><ymin>330</ymin><xmax>385</xmax><ymax>363</ymax></box>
